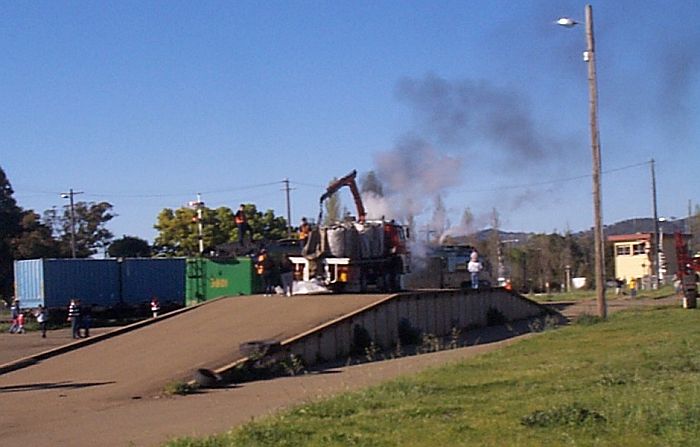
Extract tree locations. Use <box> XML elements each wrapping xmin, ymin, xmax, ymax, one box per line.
<box><xmin>154</xmin><ymin>203</ymin><xmax>288</xmax><ymax>256</ymax></box>
<box><xmin>12</xmin><ymin>211</ymin><xmax>64</xmax><ymax>259</ymax></box>
<box><xmin>56</xmin><ymin>201</ymin><xmax>115</xmax><ymax>257</ymax></box>
<box><xmin>108</xmin><ymin>236</ymin><xmax>151</xmax><ymax>258</ymax></box>
<box><xmin>154</xmin><ymin>207</ymin><xmax>205</xmax><ymax>256</ymax></box>
<box><xmin>0</xmin><ymin>166</ymin><xmax>23</xmax><ymax>299</ymax></box>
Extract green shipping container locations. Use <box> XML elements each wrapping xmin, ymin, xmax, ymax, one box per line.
<box><xmin>185</xmin><ymin>258</ymin><xmax>261</xmax><ymax>306</ymax></box>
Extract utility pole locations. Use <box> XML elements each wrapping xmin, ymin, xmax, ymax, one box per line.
<box><xmin>283</xmin><ymin>178</ymin><xmax>293</xmax><ymax>238</ymax></box>
<box><xmin>197</xmin><ymin>193</ymin><xmax>204</xmax><ymax>255</ymax></box>
<box><xmin>61</xmin><ymin>188</ymin><xmax>84</xmax><ymax>258</ymax></box>
<box><xmin>651</xmin><ymin>159</ymin><xmax>660</xmax><ymax>288</ymax></box>
<box><xmin>188</xmin><ymin>194</ymin><xmax>205</xmax><ymax>256</ymax></box>
<box><xmin>585</xmin><ymin>4</ymin><xmax>607</xmax><ymax>318</ymax></box>
<box><xmin>556</xmin><ymin>7</ymin><xmax>605</xmax><ymax>315</ymax></box>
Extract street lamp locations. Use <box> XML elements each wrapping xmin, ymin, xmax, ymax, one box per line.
<box><xmin>60</xmin><ymin>189</ymin><xmax>83</xmax><ymax>258</ymax></box>
<box><xmin>557</xmin><ymin>4</ymin><xmax>607</xmax><ymax>318</ymax></box>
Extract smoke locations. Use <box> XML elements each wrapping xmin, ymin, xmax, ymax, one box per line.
<box><xmin>374</xmin><ymin>135</ymin><xmax>462</xmax><ymax>221</ymax></box>
<box><xmin>657</xmin><ymin>36</ymin><xmax>700</xmax><ymax>142</ymax></box>
<box><xmin>371</xmin><ymin>73</ymin><xmax>567</xmax><ymax>258</ymax></box>
<box><xmin>395</xmin><ymin>73</ymin><xmax>556</xmax><ymax>161</ymax></box>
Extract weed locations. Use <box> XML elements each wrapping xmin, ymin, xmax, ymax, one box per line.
<box><xmin>364</xmin><ymin>342</ymin><xmax>380</xmax><ymax>362</ymax></box>
<box><xmin>575</xmin><ymin>313</ymin><xmax>606</xmax><ymax>326</ymax></box>
<box><xmin>521</xmin><ymin>403</ymin><xmax>606</xmax><ymax>427</ymax></box>
<box><xmin>597</xmin><ymin>373</ymin><xmax>629</xmax><ymax>386</ymax></box>
<box><xmin>448</xmin><ymin>327</ymin><xmax>461</xmax><ymax>349</ymax></box>
<box><xmin>393</xmin><ymin>339</ymin><xmax>404</xmax><ymax>358</ymax></box>
<box><xmin>419</xmin><ymin>333</ymin><xmax>441</xmax><ymax>353</ymax></box>
<box><xmin>528</xmin><ymin>315</ymin><xmax>561</xmax><ymax>333</ymax></box>
<box><xmin>280</xmin><ymin>354</ymin><xmax>306</xmax><ymax>376</ymax></box>
<box><xmin>163</xmin><ymin>381</ymin><xmax>198</xmax><ymax>396</ymax></box>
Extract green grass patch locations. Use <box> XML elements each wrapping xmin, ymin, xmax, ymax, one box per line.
<box><xmin>165</xmin><ymin>305</ymin><xmax>700</xmax><ymax>446</ymax></box>
<box><xmin>532</xmin><ymin>284</ymin><xmax>677</xmax><ymax>303</ymax></box>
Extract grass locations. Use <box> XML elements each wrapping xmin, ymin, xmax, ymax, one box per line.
<box><xmin>165</xmin><ymin>305</ymin><xmax>700</xmax><ymax>446</ymax></box>
<box><xmin>531</xmin><ymin>284</ymin><xmax>677</xmax><ymax>303</ymax></box>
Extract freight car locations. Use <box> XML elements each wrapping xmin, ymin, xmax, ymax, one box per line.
<box><xmin>13</xmin><ymin>258</ymin><xmax>186</xmax><ymax>311</ymax></box>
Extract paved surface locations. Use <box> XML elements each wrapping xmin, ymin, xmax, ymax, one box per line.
<box><xmin>0</xmin><ymin>294</ymin><xmax>681</xmax><ymax>447</ymax></box>
<box><xmin>0</xmin><ymin>326</ymin><xmax>116</xmax><ymax>365</ymax></box>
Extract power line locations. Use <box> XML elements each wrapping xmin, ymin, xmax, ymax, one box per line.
<box><xmin>454</xmin><ymin>160</ymin><xmax>650</xmax><ymax>194</ymax></box>
<box><xmin>13</xmin><ymin>161</ymin><xmax>651</xmax><ymax>201</ymax></box>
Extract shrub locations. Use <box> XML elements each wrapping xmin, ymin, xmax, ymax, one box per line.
<box><xmin>397</xmin><ymin>318</ymin><xmax>421</xmax><ymax>346</ymax></box>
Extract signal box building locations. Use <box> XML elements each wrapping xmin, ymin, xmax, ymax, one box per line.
<box><xmin>608</xmin><ymin>232</ymin><xmax>691</xmax><ymax>285</ymax></box>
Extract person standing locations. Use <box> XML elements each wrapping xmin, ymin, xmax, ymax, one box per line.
<box><xmin>298</xmin><ymin>217</ymin><xmax>311</xmax><ymax>247</ymax></box>
<box><xmin>16</xmin><ymin>312</ymin><xmax>25</xmax><ymax>334</ymax></box>
<box><xmin>467</xmin><ymin>251</ymin><xmax>483</xmax><ymax>290</ymax></box>
<box><xmin>67</xmin><ymin>299</ymin><xmax>82</xmax><ymax>339</ymax></box>
<box><xmin>150</xmin><ymin>297</ymin><xmax>161</xmax><ymax>318</ymax></box>
<box><xmin>279</xmin><ymin>254</ymin><xmax>294</xmax><ymax>297</ymax></box>
<box><xmin>234</xmin><ymin>204</ymin><xmax>250</xmax><ymax>245</ymax></box>
<box><xmin>9</xmin><ymin>298</ymin><xmax>20</xmax><ymax>334</ymax></box>
<box><xmin>256</xmin><ymin>248</ymin><xmax>275</xmax><ymax>296</ymax></box>
<box><xmin>36</xmin><ymin>305</ymin><xmax>48</xmax><ymax>338</ymax></box>
<box><xmin>81</xmin><ymin>304</ymin><xmax>92</xmax><ymax>338</ymax></box>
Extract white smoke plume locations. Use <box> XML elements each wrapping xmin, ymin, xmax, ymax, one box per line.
<box><xmin>374</xmin><ymin>135</ymin><xmax>462</xmax><ymax>222</ymax></box>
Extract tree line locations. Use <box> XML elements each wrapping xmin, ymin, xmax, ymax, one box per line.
<box><xmin>3</xmin><ymin>164</ymin><xmax>699</xmax><ymax>301</ymax></box>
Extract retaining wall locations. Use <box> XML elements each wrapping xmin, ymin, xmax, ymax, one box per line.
<box><xmin>217</xmin><ymin>289</ymin><xmax>552</xmax><ymax>376</ymax></box>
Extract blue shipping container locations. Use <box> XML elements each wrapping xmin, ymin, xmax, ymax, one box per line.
<box><xmin>14</xmin><ymin>259</ymin><xmax>120</xmax><ymax>310</ymax></box>
<box><xmin>120</xmin><ymin>258</ymin><xmax>185</xmax><ymax>306</ymax></box>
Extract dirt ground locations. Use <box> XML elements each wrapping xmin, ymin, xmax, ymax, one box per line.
<box><xmin>0</xmin><ymin>293</ymin><xmax>683</xmax><ymax>447</ymax></box>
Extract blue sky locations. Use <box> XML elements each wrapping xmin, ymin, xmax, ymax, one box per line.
<box><xmin>3</xmin><ymin>0</ymin><xmax>699</xmax><ymax>243</ymax></box>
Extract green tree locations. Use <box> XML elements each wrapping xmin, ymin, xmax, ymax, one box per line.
<box><xmin>55</xmin><ymin>201</ymin><xmax>115</xmax><ymax>257</ymax></box>
<box><xmin>154</xmin><ymin>207</ymin><xmax>203</xmax><ymax>256</ymax></box>
<box><xmin>154</xmin><ymin>204</ymin><xmax>287</xmax><ymax>256</ymax></box>
<box><xmin>0</xmin><ymin>166</ymin><xmax>23</xmax><ymax>299</ymax></box>
<box><xmin>12</xmin><ymin>211</ymin><xmax>64</xmax><ymax>259</ymax></box>
<box><xmin>108</xmin><ymin>236</ymin><xmax>151</xmax><ymax>258</ymax></box>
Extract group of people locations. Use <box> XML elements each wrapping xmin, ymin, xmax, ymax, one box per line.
<box><xmin>7</xmin><ymin>298</ymin><xmax>49</xmax><ymax>337</ymax></box>
<box><xmin>255</xmin><ymin>248</ymin><xmax>295</xmax><ymax>297</ymax></box>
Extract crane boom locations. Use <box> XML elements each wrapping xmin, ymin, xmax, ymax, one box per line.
<box><xmin>318</xmin><ymin>170</ymin><xmax>366</xmax><ymax>223</ymax></box>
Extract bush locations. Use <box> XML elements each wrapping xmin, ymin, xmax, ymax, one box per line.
<box><xmin>397</xmin><ymin>318</ymin><xmax>421</xmax><ymax>346</ymax></box>
<box><xmin>351</xmin><ymin>324</ymin><xmax>373</xmax><ymax>356</ymax></box>
<box><xmin>486</xmin><ymin>307</ymin><xmax>507</xmax><ymax>326</ymax></box>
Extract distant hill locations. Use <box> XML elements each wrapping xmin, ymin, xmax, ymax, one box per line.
<box><xmin>601</xmin><ymin>217</ymin><xmax>689</xmax><ymax>236</ymax></box>
<box><xmin>440</xmin><ymin>217</ymin><xmax>691</xmax><ymax>245</ymax></box>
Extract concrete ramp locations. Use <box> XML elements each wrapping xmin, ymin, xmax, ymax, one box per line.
<box><xmin>0</xmin><ymin>294</ymin><xmax>388</xmax><ymax>400</ymax></box>
<box><xmin>0</xmin><ymin>289</ymin><xmax>550</xmax><ymax>403</ymax></box>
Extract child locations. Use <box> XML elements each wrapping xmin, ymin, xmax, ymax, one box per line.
<box><xmin>16</xmin><ymin>312</ymin><xmax>25</xmax><ymax>334</ymax></box>
<box><xmin>36</xmin><ymin>305</ymin><xmax>48</xmax><ymax>338</ymax></box>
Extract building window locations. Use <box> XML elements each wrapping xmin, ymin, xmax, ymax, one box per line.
<box><xmin>616</xmin><ymin>245</ymin><xmax>631</xmax><ymax>256</ymax></box>
<box><xmin>633</xmin><ymin>243</ymin><xmax>646</xmax><ymax>255</ymax></box>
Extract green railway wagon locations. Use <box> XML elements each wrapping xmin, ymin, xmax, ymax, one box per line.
<box><xmin>185</xmin><ymin>257</ymin><xmax>261</xmax><ymax>306</ymax></box>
